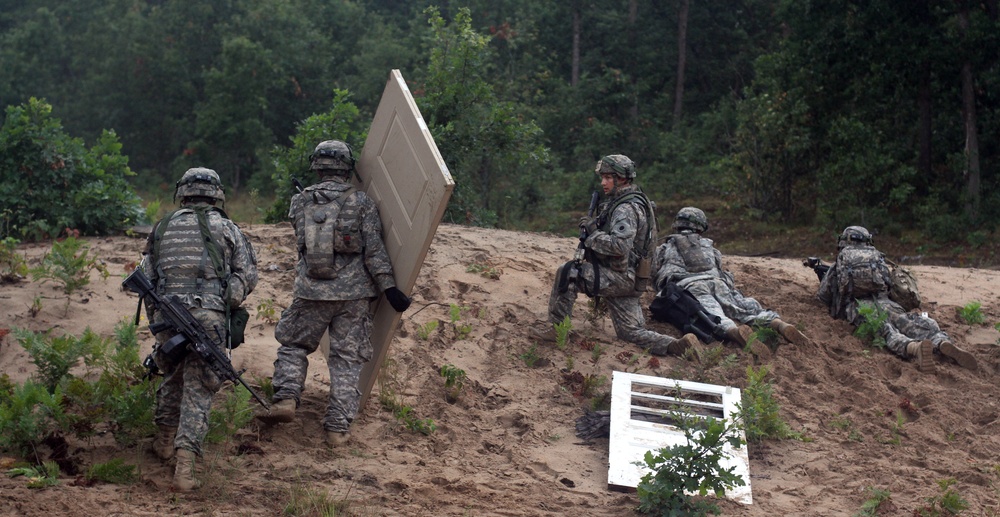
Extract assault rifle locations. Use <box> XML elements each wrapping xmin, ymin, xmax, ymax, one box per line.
<box><xmin>123</xmin><ymin>269</ymin><xmax>270</xmax><ymax>409</ymax></box>
<box><xmin>564</xmin><ymin>191</ymin><xmax>601</xmax><ymax>289</ymax></box>
<box><xmin>803</xmin><ymin>257</ymin><xmax>831</xmax><ymax>282</ymax></box>
<box><xmin>649</xmin><ymin>281</ymin><xmax>728</xmax><ymax>344</ymax></box>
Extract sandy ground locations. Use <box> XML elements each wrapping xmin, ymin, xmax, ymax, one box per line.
<box><xmin>2</xmin><ymin>222</ymin><xmax>1000</xmax><ymax>516</ymax></box>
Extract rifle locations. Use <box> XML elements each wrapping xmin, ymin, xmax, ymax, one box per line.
<box><xmin>123</xmin><ymin>269</ymin><xmax>270</xmax><ymax>409</ymax></box>
<box><xmin>649</xmin><ymin>281</ymin><xmax>728</xmax><ymax>344</ymax></box>
<box><xmin>803</xmin><ymin>257</ymin><xmax>831</xmax><ymax>282</ymax></box>
<box><xmin>292</xmin><ymin>177</ymin><xmax>305</xmax><ymax>194</ymax></box>
<box><xmin>560</xmin><ymin>191</ymin><xmax>601</xmax><ymax>293</ymax></box>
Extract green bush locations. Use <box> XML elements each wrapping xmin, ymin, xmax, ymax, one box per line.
<box><xmin>85</xmin><ymin>458</ymin><xmax>138</xmax><ymax>485</ymax></box>
<box><xmin>957</xmin><ymin>301</ymin><xmax>986</xmax><ymax>326</ymax></box>
<box><xmin>0</xmin><ymin>237</ymin><xmax>28</xmax><ymax>281</ymax></box>
<box><xmin>0</xmin><ymin>98</ymin><xmax>143</xmax><ymax>240</ymax></box>
<box><xmin>29</xmin><ymin>236</ymin><xmax>109</xmax><ymax>296</ymax></box>
<box><xmin>736</xmin><ymin>365</ymin><xmax>800</xmax><ymax>442</ymax></box>
<box><xmin>0</xmin><ymin>380</ymin><xmax>67</xmax><ymax>459</ymax></box>
<box><xmin>7</xmin><ymin>461</ymin><xmax>60</xmax><ymax>488</ymax></box>
<box><xmin>14</xmin><ymin>326</ymin><xmax>105</xmax><ymax>393</ymax></box>
<box><xmin>635</xmin><ymin>410</ymin><xmax>746</xmax><ymax>516</ymax></box>
<box><xmin>854</xmin><ymin>302</ymin><xmax>888</xmax><ymax>349</ymax></box>
<box><xmin>206</xmin><ymin>384</ymin><xmax>254</xmax><ymax>444</ymax></box>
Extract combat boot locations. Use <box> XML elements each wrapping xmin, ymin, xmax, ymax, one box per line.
<box><xmin>725</xmin><ymin>325</ymin><xmax>753</xmax><ymax>347</ymax></box>
<box><xmin>257</xmin><ymin>398</ymin><xmax>296</xmax><ymax>424</ymax></box>
<box><xmin>172</xmin><ymin>448</ymin><xmax>201</xmax><ymax>491</ymax></box>
<box><xmin>152</xmin><ymin>425</ymin><xmax>177</xmax><ymax>461</ymax></box>
<box><xmin>905</xmin><ymin>340</ymin><xmax>934</xmax><ymax>373</ymax></box>
<box><xmin>666</xmin><ymin>333</ymin><xmax>700</xmax><ymax>357</ymax></box>
<box><xmin>769</xmin><ymin>319</ymin><xmax>810</xmax><ymax>346</ymax></box>
<box><xmin>325</xmin><ymin>430</ymin><xmax>351</xmax><ymax>448</ymax></box>
<box><xmin>939</xmin><ymin>341</ymin><xmax>978</xmax><ymax>370</ymax></box>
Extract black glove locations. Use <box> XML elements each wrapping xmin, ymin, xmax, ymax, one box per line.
<box><xmin>384</xmin><ymin>286</ymin><xmax>412</xmax><ymax>312</ymax></box>
<box><xmin>578</xmin><ymin>217</ymin><xmax>599</xmax><ymax>238</ymax></box>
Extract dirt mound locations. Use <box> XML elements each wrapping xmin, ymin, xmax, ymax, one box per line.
<box><xmin>2</xmin><ymin>223</ymin><xmax>1000</xmax><ymax>515</ymax></box>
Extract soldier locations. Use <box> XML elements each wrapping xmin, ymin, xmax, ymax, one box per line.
<box><xmin>257</xmin><ymin>140</ymin><xmax>411</xmax><ymax>447</ymax></box>
<box><xmin>817</xmin><ymin>226</ymin><xmax>977</xmax><ymax>372</ymax></box>
<box><xmin>144</xmin><ymin>167</ymin><xmax>258</xmax><ymax>491</ymax></box>
<box><xmin>651</xmin><ymin>207</ymin><xmax>809</xmax><ymax>353</ymax></box>
<box><xmin>534</xmin><ymin>154</ymin><xmax>699</xmax><ymax>357</ymax></box>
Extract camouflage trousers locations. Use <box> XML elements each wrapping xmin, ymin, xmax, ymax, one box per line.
<box><xmin>273</xmin><ymin>297</ymin><xmax>373</xmax><ymax>433</ymax></box>
<box><xmin>847</xmin><ymin>295</ymin><xmax>949</xmax><ymax>359</ymax></box>
<box><xmin>152</xmin><ymin>308</ymin><xmax>225</xmax><ymax>457</ymax></box>
<box><xmin>683</xmin><ymin>277</ymin><xmax>780</xmax><ymax>332</ymax></box>
<box><xmin>549</xmin><ymin>261</ymin><xmax>680</xmax><ymax>353</ymax></box>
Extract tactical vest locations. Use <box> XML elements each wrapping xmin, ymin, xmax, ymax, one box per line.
<box><xmin>301</xmin><ymin>184</ymin><xmax>361</xmax><ymax>279</ymax></box>
<box><xmin>152</xmin><ymin>207</ymin><xmax>229</xmax><ymax>302</ymax></box>
<box><xmin>671</xmin><ymin>233</ymin><xmax>715</xmax><ymax>273</ymax></box>
<box><xmin>597</xmin><ymin>190</ymin><xmax>656</xmax><ymax>289</ymax></box>
<box><xmin>836</xmin><ymin>245</ymin><xmax>891</xmax><ymax>299</ymax></box>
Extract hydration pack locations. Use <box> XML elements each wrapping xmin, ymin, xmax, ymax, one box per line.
<box><xmin>672</xmin><ymin>233</ymin><xmax>715</xmax><ymax>274</ymax></box>
<box><xmin>301</xmin><ymin>185</ymin><xmax>360</xmax><ymax>279</ymax></box>
<box><xmin>836</xmin><ymin>246</ymin><xmax>890</xmax><ymax>299</ymax></box>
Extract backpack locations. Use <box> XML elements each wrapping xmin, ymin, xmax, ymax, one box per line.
<box><xmin>301</xmin><ymin>185</ymin><xmax>359</xmax><ymax>279</ymax></box>
<box><xmin>649</xmin><ymin>281</ymin><xmax>727</xmax><ymax>344</ymax></box>
<box><xmin>886</xmin><ymin>259</ymin><xmax>921</xmax><ymax>311</ymax></box>
<box><xmin>671</xmin><ymin>233</ymin><xmax>715</xmax><ymax>274</ymax></box>
<box><xmin>835</xmin><ymin>245</ymin><xmax>891</xmax><ymax>299</ymax></box>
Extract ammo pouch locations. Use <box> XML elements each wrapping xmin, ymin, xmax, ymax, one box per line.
<box><xmin>634</xmin><ymin>256</ymin><xmax>652</xmax><ymax>292</ymax></box>
<box><xmin>229</xmin><ymin>306</ymin><xmax>250</xmax><ymax>349</ymax></box>
<box><xmin>333</xmin><ymin>200</ymin><xmax>362</xmax><ymax>254</ymax></box>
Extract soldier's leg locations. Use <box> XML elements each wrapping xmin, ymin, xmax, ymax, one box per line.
<box><xmin>272</xmin><ymin>298</ymin><xmax>334</xmax><ymax>404</ymax></box>
<box><xmin>605</xmin><ymin>295</ymin><xmax>696</xmax><ymax>356</ymax></box>
<box><xmin>847</xmin><ymin>301</ymin><xmax>911</xmax><ymax>360</ymax></box>
<box><xmin>548</xmin><ymin>262</ymin><xmax>582</xmax><ymax>324</ymax></box>
<box><xmin>152</xmin><ymin>340</ymin><xmax>183</xmax><ymax>429</ymax></box>
<box><xmin>173</xmin><ymin>309</ymin><xmax>225</xmax><ymax>456</ymax></box>
<box><xmin>685</xmin><ymin>280</ymin><xmax>737</xmax><ymax>333</ymax></box>
<box><xmin>892</xmin><ymin>311</ymin><xmax>975</xmax><ymax>369</ymax></box>
<box><xmin>323</xmin><ymin>299</ymin><xmax>373</xmax><ymax>433</ymax></box>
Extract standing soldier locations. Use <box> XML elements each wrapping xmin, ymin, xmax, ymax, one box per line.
<box><xmin>257</xmin><ymin>140</ymin><xmax>411</xmax><ymax>447</ymax></box>
<box><xmin>534</xmin><ymin>154</ymin><xmax>699</xmax><ymax>357</ymax></box>
<box><xmin>145</xmin><ymin>167</ymin><xmax>258</xmax><ymax>491</ymax></box>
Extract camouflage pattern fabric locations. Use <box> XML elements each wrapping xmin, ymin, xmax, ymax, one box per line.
<box><xmin>548</xmin><ymin>184</ymin><xmax>682</xmax><ymax>354</ymax></box>
<box><xmin>151</xmin><ymin>309</ymin><xmax>226</xmax><ymax>457</ymax></box>
<box><xmin>272</xmin><ymin>298</ymin><xmax>373</xmax><ymax>432</ymax></box>
<box><xmin>288</xmin><ymin>176</ymin><xmax>396</xmax><ymax>300</ymax></box>
<box><xmin>652</xmin><ymin>233</ymin><xmax>779</xmax><ymax>332</ymax></box>
<box><xmin>819</xmin><ymin>246</ymin><xmax>950</xmax><ymax>360</ymax></box>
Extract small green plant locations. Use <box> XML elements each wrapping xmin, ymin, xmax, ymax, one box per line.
<box><xmin>29</xmin><ymin>235</ymin><xmax>109</xmax><ymax>296</ymax></box>
<box><xmin>958</xmin><ymin>301</ymin><xmax>986</xmax><ymax>325</ymax></box>
<box><xmin>565</xmin><ymin>355</ymin><xmax>575</xmax><ymax>371</ymax></box>
<box><xmin>590</xmin><ymin>342</ymin><xmax>605</xmax><ymax>364</ymax></box>
<box><xmin>465</xmin><ymin>261</ymin><xmax>501</xmax><ymax>279</ymax></box>
<box><xmin>455</xmin><ymin>322</ymin><xmax>473</xmax><ymax>340</ymax></box>
<box><xmin>854</xmin><ymin>302</ymin><xmax>888</xmax><ymax>348</ymax></box>
<box><xmin>736</xmin><ymin>364</ymin><xmax>801</xmax><ymax>442</ymax></box>
<box><xmin>256</xmin><ymin>298</ymin><xmax>278</xmax><ymax>324</ymax></box>
<box><xmin>29</xmin><ymin>296</ymin><xmax>42</xmax><ymax>317</ymax></box>
<box><xmin>854</xmin><ymin>486</ymin><xmax>892</xmax><ymax>517</ymax></box>
<box><xmin>85</xmin><ymin>458</ymin><xmax>138</xmax><ymax>485</ymax></box>
<box><xmin>143</xmin><ymin>199</ymin><xmax>162</xmax><ymax>224</ymax></box>
<box><xmin>0</xmin><ymin>237</ymin><xmax>28</xmax><ymax>282</ymax></box>
<box><xmin>0</xmin><ymin>380</ymin><xmax>67</xmax><ymax>460</ymax></box>
<box><xmin>915</xmin><ymin>478</ymin><xmax>969</xmax><ymax>516</ymax></box>
<box><xmin>416</xmin><ymin>320</ymin><xmax>439</xmax><ymax>341</ymax></box>
<box><xmin>284</xmin><ymin>481</ymin><xmax>357</xmax><ymax>516</ymax></box>
<box><xmin>14</xmin><ymin>326</ymin><xmax>105</xmax><ymax>393</ymax></box>
<box><xmin>206</xmin><ymin>384</ymin><xmax>254</xmax><ymax>444</ymax></box>
<box><xmin>554</xmin><ymin>315</ymin><xmax>572</xmax><ymax>350</ymax></box>
<box><xmin>519</xmin><ymin>343</ymin><xmax>541</xmax><ymax>367</ymax></box>
<box><xmin>635</xmin><ymin>410</ymin><xmax>746</xmax><ymax>516</ymax></box>
<box><xmin>449</xmin><ymin>303</ymin><xmax>466</xmax><ymax>324</ymax></box>
<box><xmin>580</xmin><ymin>374</ymin><xmax>607</xmax><ymax>399</ymax></box>
<box><xmin>8</xmin><ymin>461</ymin><xmax>60</xmax><ymax>488</ymax></box>
<box><xmin>448</xmin><ymin>303</ymin><xmax>473</xmax><ymax>339</ymax></box>
<box><xmin>393</xmin><ymin>405</ymin><xmax>436</xmax><ymax>435</ymax></box>
<box><xmin>255</xmin><ymin>375</ymin><xmax>275</xmax><ymax>401</ymax></box>
<box><xmin>377</xmin><ymin>355</ymin><xmax>435</xmax><ymax>436</ymax></box>
<box><xmin>749</xmin><ymin>321</ymin><xmax>780</xmax><ymax>351</ymax></box>
<box><xmin>440</xmin><ymin>364</ymin><xmax>467</xmax><ymax>403</ymax></box>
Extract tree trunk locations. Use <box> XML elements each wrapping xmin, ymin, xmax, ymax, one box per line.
<box><xmin>673</xmin><ymin>0</ymin><xmax>690</xmax><ymax>127</ymax></box>
<box><xmin>629</xmin><ymin>0</ymin><xmax>638</xmax><ymax>124</ymax></box>
<box><xmin>571</xmin><ymin>2</ymin><xmax>581</xmax><ymax>87</ymax></box>
<box><xmin>959</xmin><ymin>6</ymin><xmax>980</xmax><ymax>220</ymax></box>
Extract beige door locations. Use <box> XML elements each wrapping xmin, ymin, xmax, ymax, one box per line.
<box><xmin>352</xmin><ymin>69</ymin><xmax>453</xmax><ymax>409</ymax></box>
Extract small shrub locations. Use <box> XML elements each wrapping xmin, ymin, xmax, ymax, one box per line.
<box><xmin>416</xmin><ymin>320</ymin><xmax>439</xmax><ymax>340</ymax></box>
<box><xmin>0</xmin><ymin>381</ymin><xmax>67</xmax><ymax>459</ymax></box>
<box><xmin>854</xmin><ymin>486</ymin><xmax>892</xmax><ymax>517</ymax></box>
<box><xmin>256</xmin><ymin>299</ymin><xmax>278</xmax><ymax>324</ymax></box>
<box><xmin>206</xmin><ymin>384</ymin><xmax>253</xmax><ymax>444</ymax></box>
<box><xmin>393</xmin><ymin>405</ymin><xmax>436</xmax><ymax>435</ymax></box>
<box><xmin>29</xmin><ymin>296</ymin><xmax>42</xmax><ymax>317</ymax></box>
<box><xmin>854</xmin><ymin>302</ymin><xmax>888</xmax><ymax>348</ymax></box>
<box><xmin>0</xmin><ymin>237</ymin><xmax>28</xmax><ymax>282</ymax></box>
<box><xmin>635</xmin><ymin>410</ymin><xmax>746</xmax><ymax>516</ymax></box>
<box><xmin>749</xmin><ymin>321</ymin><xmax>780</xmax><ymax>350</ymax></box>
<box><xmin>29</xmin><ymin>235</ymin><xmax>109</xmax><ymax>296</ymax></box>
<box><xmin>914</xmin><ymin>478</ymin><xmax>969</xmax><ymax>516</ymax></box>
<box><xmin>85</xmin><ymin>458</ymin><xmax>138</xmax><ymax>485</ymax></box>
<box><xmin>519</xmin><ymin>344</ymin><xmax>541</xmax><ymax>367</ymax></box>
<box><xmin>8</xmin><ymin>460</ymin><xmax>60</xmax><ymax>488</ymax></box>
<box><xmin>580</xmin><ymin>374</ymin><xmax>607</xmax><ymax>399</ymax></box>
<box><xmin>439</xmin><ymin>364</ymin><xmax>467</xmax><ymax>403</ymax></box>
<box><xmin>14</xmin><ymin>327</ymin><xmax>105</xmax><ymax>393</ymax></box>
<box><xmin>736</xmin><ymin>365</ymin><xmax>801</xmax><ymax>442</ymax></box>
<box><xmin>958</xmin><ymin>302</ymin><xmax>986</xmax><ymax>325</ymax></box>
<box><xmin>465</xmin><ymin>261</ymin><xmax>501</xmax><ymax>279</ymax></box>
<box><xmin>554</xmin><ymin>316</ymin><xmax>572</xmax><ymax>350</ymax></box>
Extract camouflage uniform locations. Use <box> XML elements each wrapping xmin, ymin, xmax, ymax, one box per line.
<box><xmin>548</xmin><ymin>183</ymin><xmax>684</xmax><ymax>355</ymax></box>
<box><xmin>143</xmin><ymin>197</ymin><xmax>258</xmax><ymax>457</ymax></box>
<box><xmin>652</xmin><ymin>233</ymin><xmax>780</xmax><ymax>334</ymax></box>
<box><xmin>272</xmin><ymin>175</ymin><xmax>397</xmax><ymax>433</ymax></box>
<box><xmin>818</xmin><ymin>253</ymin><xmax>948</xmax><ymax>360</ymax></box>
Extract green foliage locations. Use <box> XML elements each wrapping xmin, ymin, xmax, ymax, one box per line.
<box><xmin>518</xmin><ymin>343</ymin><xmax>541</xmax><ymax>367</ymax></box>
<box><xmin>439</xmin><ymin>364</ymin><xmax>467</xmax><ymax>403</ymax></box>
<box><xmin>256</xmin><ymin>298</ymin><xmax>278</xmax><ymax>325</ymax></box>
<box><xmin>8</xmin><ymin>461</ymin><xmax>60</xmax><ymax>488</ymax></box>
<box><xmin>854</xmin><ymin>302</ymin><xmax>888</xmax><ymax>349</ymax></box>
<box><xmin>554</xmin><ymin>316</ymin><xmax>572</xmax><ymax>351</ymax></box>
<box><xmin>29</xmin><ymin>236</ymin><xmax>109</xmax><ymax>296</ymax></box>
<box><xmin>957</xmin><ymin>301</ymin><xmax>986</xmax><ymax>325</ymax></box>
<box><xmin>748</xmin><ymin>322</ymin><xmax>780</xmax><ymax>351</ymax></box>
<box><xmin>206</xmin><ymin>384</ymin><xmax>254</xmax><ymax>444</ymax></box>
<box><xmin>85</xmin><ymin>458</ymin><xmax>138</xmax><ymax>485</ymax></box>
<box><xmin>14</xmin><ymin>326</ymin><xmax>104</xmax><ymax>393</ymax></box>
<box><xmin>0</xmin><ymin>380</ymin><xmax>67</xmax><ymax>459</ymax></box>
<box><xmin>0</xmin><ymin>98</ymin><xmax>142</xmax><ymax>239</ymax></box>
<box><xmin>915</xmin><ymin>478</ymin><xmax>969</xmax><ymax>516</ymax></box>
<box><xmin>448</xmin><ymin>303</ymin><xmax>472</xmax><ymax>339</ymax></box>
<box><xmin>393</xmin><ymin>405</ymin><xmax>437</xmax><ymax>436</ymax></box>
<box><xmin>736</xmin><ymin>365</ymin><xmax>801</xmax><ymax>443</ymax></box>
<box><xmin>0</xmin><ymin>237</ymin><xmax>27</xmax><ymax>281</ymax></box>
<box><xmin>416</xmin><ymin>320</ymin><xmax>439</xmax><ymax>341</ymax></box>
<box><xmin>264</xmin><ymin>89</ymin><xmax>365</xmax><ymax>223</ymax></box>
<box><xmin>466</xmin><ymin>261</ymin><xmax>501</xmax><ymax>279</ymax></box>
<box><xmin>854</xmin><ymin>486</ymin><xmax>892</xmax><ymax>517</ymax></box>
<box><xmin>635</xmin><ymin>411</ymin><xmax>746</xmax><ymax>516</ymax></box>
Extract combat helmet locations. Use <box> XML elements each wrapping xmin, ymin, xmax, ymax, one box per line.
<box><xmin>175</xmin><ymin>167</ymin><xmax>225</xmax><ymax>203</ymax></box>
<box><xmin>310</xmin><ymin>140</ymin><xmax>355</xmax><ymax>173</ymax></box>
<box><xmin>838</xmin><ymin>226</ymin><xmax>872</xmax><ymax>249</ymax></box>
<box><xmin>672</xmin><ymin>207</ymin><xmax>708</xmax><ymax>234</ymax></box>
<box><xmin>594</xmin><ymin>154</ymin><xmax>636</xmax><ymax>180</ymax></box>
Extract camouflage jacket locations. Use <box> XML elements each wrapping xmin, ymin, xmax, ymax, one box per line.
<box><xmin>651</xmin><ymin>231</ymin><xmax>725</xmax><ymax>290</ymax></box>
<box><xmin>143</xmin><ymin>202</ymin><xmax>258</xmax><ymax>313</ymax></box>
<box><xmin>585</xmin><ymin>184</ymin><xmax>653</xmax><ymax>278</ymax></box>
<box><xmin>289</xmin><ymin>176</ymin><xmax>397</xmax><ymax>301</ymax></box>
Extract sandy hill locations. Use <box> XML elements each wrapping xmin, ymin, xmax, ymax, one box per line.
<box><xmin>2</xmin><ymin>222</ymin><xmax>1000</xmax><ymax>516</ymax></box>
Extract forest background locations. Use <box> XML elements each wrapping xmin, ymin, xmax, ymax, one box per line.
<box><xmin>2</xmin><ymin>0</ymin><xmax>1000</xmax><ymax>265</ymax></box>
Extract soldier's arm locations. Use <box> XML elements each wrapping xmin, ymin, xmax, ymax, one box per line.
<box><xmin>225</xmin><ymin>222</ymin><xmax>259</xmax><ymax>306</ymax></box>
<box><xmin>359</xmin><ymin>196</ymin><xmax>397</xmax><ymax>292</ymax></box>
<box><xmin>586</xmin><ymin>204</ymin><xmax>638</xmax><ymax>258</ymax></box>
